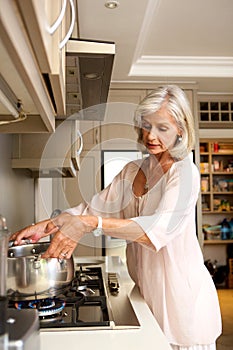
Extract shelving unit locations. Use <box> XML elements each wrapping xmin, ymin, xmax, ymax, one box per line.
<box><xmin>200</xmin><ymin>140</ymin><xmax>233</xmax><ymax>245</ymax></box>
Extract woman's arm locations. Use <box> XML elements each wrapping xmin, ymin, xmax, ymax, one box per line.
<box><xmin>41</xmin><ymin>214</ymin><xmax>153</xmax><ymax>258</ymax></box>
<box><xmin>10</xmin><ymin>211</ymin><xmax>153</xmax><ymax>259</ymax></box>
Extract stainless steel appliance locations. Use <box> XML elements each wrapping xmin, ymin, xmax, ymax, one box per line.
<box><xmin>1</xmin><ymin>214</ymin><xmax>40</xmax><ymax>350</ymax></box>
<box><xmin>7</xmin><ymin>263</ymin><xmax>140</xmax><ymax>331</ymax></box>
<box><xmin>7</xmin><ymin>309</ymin><xmax>40</xmax><ymax>350</ymax></box>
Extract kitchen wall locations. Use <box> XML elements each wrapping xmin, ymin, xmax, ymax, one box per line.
<box><xmin>0</xmin><ymin>134</ymin><xmax>34</xmax><ymax>233</ymax></box>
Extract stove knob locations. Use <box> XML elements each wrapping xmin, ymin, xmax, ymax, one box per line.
<box><xmin>108</xmin><ymin>273</ymin><xmax>119</xmax><ymax>295</ymax></box>
<box><xmin>109</xmin><ymin>281</ymin><xmax>119</xmax><ymax>294</ymax></box>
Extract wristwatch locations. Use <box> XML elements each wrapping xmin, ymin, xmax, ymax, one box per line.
<box><xmin>92</xmin><ymin>216</ymin><xmax>103</xmax><ymax>237</ymax></box>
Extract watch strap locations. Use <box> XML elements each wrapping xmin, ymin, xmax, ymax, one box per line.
<box><xmin>92</xmin><ymin>216</ymin><xmax>103</xmax><ymax>237</ymax></box>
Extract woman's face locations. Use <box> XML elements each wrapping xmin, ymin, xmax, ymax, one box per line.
<box><xmin>141</xmin><ymin>104</ymin><xmax>180</xmax><ymax>155</ymax></box>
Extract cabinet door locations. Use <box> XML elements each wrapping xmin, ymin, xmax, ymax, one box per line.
<box><xmin>16</xmin><ymin>0</ymin><xmax>67</xmax><ymax>115</ymax></box>
<box><xmin>0</xmin><ymin>0</ymin><xmax>56</xmax><ymax>132</ymax></box>
<box><xmin>59</xmin><ymin>150</ymin><xmax>102</xmax><ymax>256</ymax></box>
<box><xmin>79</xmin><ymin>121</ymin><xmax>101</xmax><ymax>151</ymax></box>
<box><xmin>101</xmin><ymin>90</ymin><xmax>146</xmax><ymax>150</ymax></box>
<box><xmin>12</xmin><ymin>120</ymin><xmax>81</xmax><ymax>177</ymax></box>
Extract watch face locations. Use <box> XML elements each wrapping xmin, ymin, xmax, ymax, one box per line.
<box><xmin>92</xmin><ymin>228</ymin><xmax>103</xmax><ymax>237</ymax></box>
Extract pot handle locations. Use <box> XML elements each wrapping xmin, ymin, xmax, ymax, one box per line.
<box><xmin>33</xmin><ymin>254</ymin><xmax>41</xmax><ymax>269</ymax></box>
<box><xmin>8</xmin><ymin>239</ymin><xmax>31</xmax><ymax>248</ymax></box>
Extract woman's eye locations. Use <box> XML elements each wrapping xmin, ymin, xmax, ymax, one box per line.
<box><xmin>141</xmin><ymin>122</ymin><xmax>151</xmax><ymax>131</ymax></box>
<box><xmin>158</xmin><ymin>126</ymin><xmax>168</xmax><ymax>132</ymax></box>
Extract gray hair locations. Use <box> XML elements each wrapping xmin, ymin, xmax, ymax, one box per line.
<box><xmin>134</xmin><ymin>85</ymin><xmax>195</xmax><ymax>160</ymax></box>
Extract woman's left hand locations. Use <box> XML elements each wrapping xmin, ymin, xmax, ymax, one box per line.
<box><xmin>42</xmin><ymin>212</ymin><xmax>94</xmax><ymax>258</ymax></box>
<box><xmin>41</xmin><ymin>230</ymin><xmax>77</xmax><ymax>259</ymax></box>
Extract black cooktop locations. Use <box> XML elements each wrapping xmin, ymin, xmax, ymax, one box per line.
<box><xmin>8</xmin><ymin>267</ymin><xmax>111</xmax><ymax>329</ymax></box>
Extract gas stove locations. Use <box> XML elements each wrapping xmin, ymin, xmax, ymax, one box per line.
<box><xmin>8</xmin><ymin>264</ymin><xmax>140</xmax><ymax>331</ymax></box>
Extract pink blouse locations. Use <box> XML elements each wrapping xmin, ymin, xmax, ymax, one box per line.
<box><xmin>66</xmin><ymin>155</ymin><xmax>222</xmax><ymax>346</ymax></box>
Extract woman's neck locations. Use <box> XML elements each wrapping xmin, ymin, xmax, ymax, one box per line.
<box><xmin>147</xmin><ymin>151</ymin><xmax>174</xmax><ymax>173</ymax></box>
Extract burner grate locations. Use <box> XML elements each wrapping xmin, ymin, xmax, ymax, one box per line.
<box><xmin>8</xmin><ymin>266</ymin><xmax>111</xmax><ymax>329</ymax></box>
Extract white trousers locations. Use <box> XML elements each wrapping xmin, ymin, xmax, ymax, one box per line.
<box><xmin>170</xmin><ymin>344</ymin><xmax>216</xmax><ymax>350</ymax></box>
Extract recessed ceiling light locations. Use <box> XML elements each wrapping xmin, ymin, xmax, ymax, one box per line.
<box><xmin>105</xmin><ymin>1</ymin><xmax>120</xmax><ymax>9</ymax></box>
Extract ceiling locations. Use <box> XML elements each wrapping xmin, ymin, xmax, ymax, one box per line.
<box><xmin>76</xmin><ymin>0</ymin><xmax>233</xmax><ymax>94</ymax></box>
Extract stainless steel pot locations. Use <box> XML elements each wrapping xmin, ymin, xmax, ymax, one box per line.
<box><xmin>7</xmin><ymin>242</ymin><xmax>74</xmax><ymax>300</ymax></box>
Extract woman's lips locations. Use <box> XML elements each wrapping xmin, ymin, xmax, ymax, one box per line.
<box><xmin>146</xmin><ymin>143</ymin><xmax>161</xmax><ymax>149</ymax></box>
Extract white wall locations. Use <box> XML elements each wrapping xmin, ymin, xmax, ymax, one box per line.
<box><xmin>0</xmin><ymin>134</ymin><xmax>34</xmax><ymax>233</ymax></box>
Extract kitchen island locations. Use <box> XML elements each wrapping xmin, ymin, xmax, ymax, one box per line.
<box><xmin>40</xmin><ymin>256</ymin><xmax>172</xmax><ymax>350</ymax></box>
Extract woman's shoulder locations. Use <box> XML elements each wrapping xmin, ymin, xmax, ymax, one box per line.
<box><xmin>169</xmin><ymin>154</ymin><xmax>200</xmax><ymax>179</ymax></box>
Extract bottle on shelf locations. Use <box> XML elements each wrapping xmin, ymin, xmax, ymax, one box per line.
<box><xmin>220</xmin><ymin>218</ymin><xmax>231</xmax><ymax>240</ymax></box>
<box><xmin>229</xmin><ymin>218</ymin><xmax>233</xmax><ymax>240</ymax></box>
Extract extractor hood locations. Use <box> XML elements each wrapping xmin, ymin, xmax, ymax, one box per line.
<box><xmin>65</xmin><ymin>38</ymin><xmax>115</xmax><ymax>120</ymax></box>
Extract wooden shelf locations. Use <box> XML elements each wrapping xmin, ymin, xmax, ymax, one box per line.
<box><xmin>212</xmin><ymin>192</ymin><xmax>233</xmax><ymax>195</ymax></box>
<box><xmin>212</xmin><ymin>172</ymin><xmax>233</xmax><ymax>175</ymax></box>
<box><xmin>204</xmin><ymin>240</ymin><xmax>233</xmax><ymax>245</ymax></box>
<box><xmin>202</xmin><ymin>211</ymin><xmax>233</xmax><ymax>214</ymax></box>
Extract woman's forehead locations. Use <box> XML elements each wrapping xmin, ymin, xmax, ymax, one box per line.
<box><xmin>142</xmin><ymin>110</ymin><xmax>175</xmax><ymax>124</ymax></box>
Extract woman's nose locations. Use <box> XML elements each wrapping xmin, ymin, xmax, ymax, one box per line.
<box><xmin>147</xmin><ymin>127</ymin><xmax>158</xmax><ymax>140</ymax></box>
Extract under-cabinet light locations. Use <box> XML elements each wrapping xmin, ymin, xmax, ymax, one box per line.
<box><xmin>0</xmin><ymin>89</ymin><xmax>18</xmax><ymax>118</ymax></box>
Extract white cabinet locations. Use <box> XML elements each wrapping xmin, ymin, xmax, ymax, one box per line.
<box><xmin>0</xmin><ymin>0</ymin><xmax>73</xmax><ymax>132</ymax></box>
<box><xmin>12</xmin><ymin>120</ymin><xmax>82</xmax><ymax>177</ymax></box>
<box><xmin>79</xmin><ymin>121</ymin><xmax>101</xmax><ymax>151</ymax></box>
<box><xmin>16</xmin><ymin>0</ymin><xmax>72</xmax><ymax>116</ymax></box>
<box><xmin>78</xmin><ymin>89</ymin><xmax>146</xmax><ymax>152</ymax></box>
<box><xmin>57</xmin><ymin>150</ymin><xmax>102</xmax><ymax>256</ymax></box>
<box><xmin>101</xmin><ymin>89</ymin><xmax>146</xmax><ymax>150</ymax></box>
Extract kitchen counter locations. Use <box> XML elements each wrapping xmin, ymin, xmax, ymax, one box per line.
<box><xmin>40</xmin><ymin>256</ymin><xmax>172</xmax><ymax>350</ymax></box>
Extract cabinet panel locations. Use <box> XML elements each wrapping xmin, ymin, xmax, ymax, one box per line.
<box><xmin>0</xmin><ymin>0</ymin><xmax>55</xmax><ymax>132</ymax></box>
<box><xmin>16</xmin><ymin>0</ymin><xmax>67</xmax><ymax>116</ymax></box>
<box><xmin>79</xmin><ymin>121</ymin><xmax>101</xmax><ymax>151</ymax></box>
<box><xmin>60</xmin><ymin>150</ymin><xmax>102</xmax><ymax>256</ymax></box>
<box><xmin>12</xmin><ymin>120</ymin><xmax>81</xmax><ymax>177</ymax></box>
<box><xmin>101</xmin><ymin>89</ymin><xmax>146</xmax><ymax>150</ymax></box>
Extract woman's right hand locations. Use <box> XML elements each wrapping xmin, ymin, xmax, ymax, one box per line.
<box><xmin>10</xmin><ymin>219</ymin><xmax>60</xmax><ymax>245</ymax></box>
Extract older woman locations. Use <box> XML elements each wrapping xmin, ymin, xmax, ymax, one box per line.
<box><xmin>11</xmin><ymin>85</ymin><xmax>222</xmax><ymax>350</ymax></box>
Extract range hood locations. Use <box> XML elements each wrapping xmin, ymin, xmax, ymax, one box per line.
<box><xmin>65</xmin><ymin>39</ymin><xmax>115</xmax><ymax>120</ymax></box>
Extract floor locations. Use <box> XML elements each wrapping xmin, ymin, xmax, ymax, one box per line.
<box><xmin>216</xmin><ymin>289</ymin><xmax>233</xmax><ymax>350</ymax></box>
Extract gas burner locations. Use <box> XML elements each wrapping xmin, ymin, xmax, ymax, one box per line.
<box><xmin>77</xmin><ymin>285</ymin><xmax>95</xmax><ymax>296</ymax></box>
<box><xmin>8</xmin><ymin>267</ymin><xmax>115</xmax><ymax>330</ymax></box>
<box><xmin>15</xmin><ymin>298</ymin><xmax>66</xmax><ymax>317</ymax></box>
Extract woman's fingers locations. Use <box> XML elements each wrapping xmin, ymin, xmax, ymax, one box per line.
<box><xmin>41</xmin><ymin>231</ymin><xmax>77</xmax><ymax>259</ymax></box>
<box><xmin>10</xmin><ymin>219</ymin><xmax>55</xmax><ymax>245</ymax></box>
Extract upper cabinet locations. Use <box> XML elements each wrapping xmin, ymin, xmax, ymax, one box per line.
<box><xmin>12</xmin><ymin>120</ymin><xmax>82</xmax><ymax>177</ymax></box>
<box><xmin>16</xmin><ymin>0</ymin><xmax>72</xmax><ymax>117</ymax></box>
<box><xmin>0</xmin><ymin>0</ymin><xmax>71</xmax><ymax>133</ymax></box>
<box><xmin>0</xmin><ymin>1</ymin><xmax>115</xmax><ymax>133</ymax></box>
<box><xmin>101</xmin><ymin>89</ymin><xmax>147</xmax><ymax>150</ymax></box>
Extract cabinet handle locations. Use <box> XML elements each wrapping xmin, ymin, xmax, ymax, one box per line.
<box><xmin>47</xmin><ymin>0</ymin><xmax>67</xmax><ymax>35</ymax></box>
<box><xmin>76</xmin><ymin>129</ymin><xmax>83</xmax><ymax>156</ymax></box>
<box><xmin>95</xmin><ymin>129</ymin><xmax>99</xmax><ymax>144</ymax></box>
<box><xmin>59</xmin><ymin>0</ymin><xmax>75</xmax><ymax>49</ymax></box>
<box><xmin>47</xmin><ymin>0</ymin><xmax>75</xmax><ymax>50</ymax></box>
